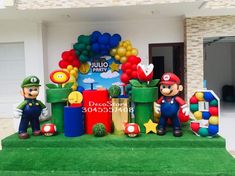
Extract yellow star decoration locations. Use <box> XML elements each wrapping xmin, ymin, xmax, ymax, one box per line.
<box><xmin>144</xmin><ymin>119</ymin><xmax>158</xmax><ymax>134</ymax></box>
<box><xmin>109</xmin><ymin>62</ymin><xmax>119</xmax><ymax>72</ymax></box>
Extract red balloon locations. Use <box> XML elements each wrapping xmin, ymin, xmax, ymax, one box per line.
<box><xmin>132</xmin><ymin>64</ymin><xmax>137</xmax><ymax>71</ymax></box>
<box><xmin>72</xmin><ymin>59</ymin><xmax>81</xmax><ymax>68</ymax></box>
<box><xmin>131</xmin><ymin>71</ymin><xmax>138</xmax><ymax>78</ymax></box>
<box><xmin>121</xmin><ymin>63</ymin><xmax>127</xmax><ymax>71</ymax></box>
<box><xmin>70</xmin><ymin>49</ymin><xmax>76</xmax><ymax>56</ymax></box>
<box><xmin>190</xmin><ymin>96</ymin><xmax>198</xmax><ymax>104</ymax></box>
<box><xmin>59</xmin><ymin>60</ymin><xmax>69</xmax><ymax>68</ymax></box>
<box><xmin>209</xmin><ymin>107</ymin><xmax>218</xmax><ymax>116</ymax></box>
<box><xmin>61</xmin><ymin>51</ymin><xmax>70</xmax><ymax>60</ymax></box>
<box><xmin>190</xmin><ymin>121</ymin><xmax>200</xmax><ymax>133</ymax></box>
<box><xmin>125</xmin><ymin>62</ymin><xmax>132</xmax><ymax>70</ymax></box>
<box><xmin>121</xmin><ymin>73</ymin><xmax>130</xmax><ymax>84</ymax></box>
<box><xmin>67</xmin><ymin>55</ymin><xmax>74</xmax><ymax>62</ymax></box>
<box><xmin>128</xmin><ymin>55</ymin><xmax>141</xmax><ymax>64</ymax></box>
<box><xmin>126</xmin><ymin>69</ymin><xmax>132</xmax><ymax>76</ymax></box>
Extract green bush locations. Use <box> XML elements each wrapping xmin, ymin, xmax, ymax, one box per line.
<box><xmin>92</xmin><ymin>123</ymin><xmax>106</xmax><ymax>137</ymax></box>
<box><xmin>108</xmin><ymin>85</ymin><xmax>121</xmax><ymax>98</ymax></box>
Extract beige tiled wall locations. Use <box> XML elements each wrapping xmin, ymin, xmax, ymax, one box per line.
<box><xmin>185</xmin><ymin>16</ymin><xmax>235</xmax><ymax>100</ymax></box>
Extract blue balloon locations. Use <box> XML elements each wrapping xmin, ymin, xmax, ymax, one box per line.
<box><xmin>202</xmin><ymin>112</ymin><xmax>211</xmax><ymax>120</ymax></box>
<box><xmin>103</xmin><ymin>32</ymin><xmax>111</xmax><ymax>39</ymax></box>
<box><xmin>208</xmin><ymin>125</ymin><xmax>218</xmax><ymax>136</ymax></box>
<box><xmin>112</xmin><ymin>33</ymin><xmax>121</xmax><ymax>41</ymax></box>
<box><xmin>91</xmin><ymin>43</ymin><xmax>100</xmax><ymax>53</ymax></box>
<box><xmin>109</xmin><ymin>37</ymin><xmax>119</xmax><ymax>48</ymax></box>
<box><xmin>101</xmin><ymin>50</ymin><xmax>108</xmax><ymax>56</ymax></box>
<box><xmin>77</xmin><ymin>86</ymin><xmax>85</xmax><ymax>93</ymax></box>
<box><xmin>98</xmin><ymin>34</ymin><xmax>109</xmax><ymax>44</ymax></box>
<box><xmin>204</xmin><ymin>92</ymin><xmax>215</xmax><ymax>102</ymax></box>
<box><xmin>100</xmin><ymin>44</ymin><xmax>106</xmax><ymax>51</ymax></box>
<box><xmin>105</xmin><ymin>44</ymin><xmax>111</xmax><ymax>50</ymax></box>
<box><xmin>91</xmin><ymin>31</ymin><xmax>101</xmax><ymax>43</ymax></box>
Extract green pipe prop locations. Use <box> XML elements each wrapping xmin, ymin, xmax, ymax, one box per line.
<box><xmin>46</xmin><ymin>88</ymin><xmax>72</xmax><ymax>133</ymax></box>
<box><xmin>132</xmin><ymin>87</ymin><xmax>158</xmax><ymax>133</ymax></box>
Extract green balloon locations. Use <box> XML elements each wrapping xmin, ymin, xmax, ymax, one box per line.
<box><xmin>86</xmin><ymin>45</ymin><xmax>91</xmax><ymax>50</ymax></box>
<box><xmin>77</xmin><ymin>35</ymin><xmax>85</xmax><ymax>43</ymax></box>
<box><xmin>109</xmin><ymin>85</ymin><xmax>121</xmax><ymax>98</ymax></box>
<box><xmin>79</xmin><ymin>54</ymin><xmax>89</xmax><ymax>62</ymax></box>
<box><xmin>82</xmin><ymin>50</ymin><xmax>88</xmax><ymax>56</ymax></box>
<box><xmin>92</xmin><ymin>123</ymin><xmax>106</xmax><ymax>137</ymax></box>
<box><xmin>198</xmin><ymin>128</ymin><xmax>209</xmax><ymax>137</ymax></box>
<box><xmin>210</xmin><ymin>99</ymin><xmax>218</xmax><ymax>106</ymax></box>
<box><xmin>73</xmin><ymin>43</ymin><xmax>80</xmax><ymax>50</ymax></box>
<box><xmin>75</xmin><ymin>50</ymin><xmax>80</xmax><ymax>56</ymax></box>
<box><xmin>82</xmin><ymin>36</ymin><xmax>91</xmax><ymax>45</ymax></box>
<box><xmin>190</xmin><ymin>104</ymin><xmax>198</xmax><ymax>113</ymax></box>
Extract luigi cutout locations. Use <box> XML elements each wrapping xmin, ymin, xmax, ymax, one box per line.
<box><xmin>13</xmin><ymin>76</ymin><xmax>48</xmax><ymax>139</ymax></box>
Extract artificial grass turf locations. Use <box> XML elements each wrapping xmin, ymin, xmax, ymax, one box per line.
<box><xmin>1</xmin><ymin>126</ymin><xmax>235</xmax><ymax>176</ymax></box>
<box><xmin>0</xmin><ymin>148</ymin><xmax>235</xmax><ymax>176</ymax></box>
<box><xmin>2</xmin><ymin>127</ymin><xmax>225</xmax><ymax>149</ymax></box>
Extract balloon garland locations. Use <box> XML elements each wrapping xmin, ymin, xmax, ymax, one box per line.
<box><xmin>56</xmin><ymin>31</ymin><xmax>140</xmax><ymax>89</ymax></box>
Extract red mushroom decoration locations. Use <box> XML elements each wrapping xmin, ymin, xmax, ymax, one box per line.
<box><xmin>124</xmin><ymin>123</ymin><xmax>140</xmax><ymax>137</ymax></box>
<box><xmin>41</xmin><ymin>123</ymin><xmax>57</xmax><ymax>136</ymax></box>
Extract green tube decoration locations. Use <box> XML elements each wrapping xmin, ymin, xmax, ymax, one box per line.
<box><xmin>46</xmin><ymin>87</ymin><xmax>72</xmax><ymax>133</ymax></box>
<box><xmin>132</xmin><ymin>87</ymin><xmax>158</xmax><ymax>132</ymax></box>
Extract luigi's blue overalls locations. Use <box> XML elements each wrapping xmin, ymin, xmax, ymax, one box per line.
<box><xmin>158</xmin><ymin>96</ymin><xmax>181</xmax><ymax>130</ymax></box>
<box><xmin>17</xmin><ymin>98</ymin><xmax>45</xmax><ymax>134</ymax></box>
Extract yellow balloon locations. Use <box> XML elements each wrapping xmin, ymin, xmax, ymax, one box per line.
<box><xmin>69</xmin><ymin>75</ymin><xmax>76</xmax><ymax>82</ymax></box>
<box><xmin>118</xmin><ymin>41</ymin><xmax>123</xmax><ymax>47</ymax></box>
<box><xmin>195</xmin><ymin>92</ymin><xmax>204</xmax><ymax>101</ymax></box>
<box><xmin>117</xmin><ymin>47</ymin><xmax>126</xmax><ymax>57</ymax></box>
<box><xmin>123</xmin><ymin>42</ymin><xmax>128</xmax><ymax>47</ymax></box>
<box><xmin>194</xmin><ymin>111</ymin><xmax>202</xmax><ymax>120</ymax></box>
<box><xmin>71</xmin><ymin>85</ymin><xmax>78</xmax><ymax>91</ymax></box>
<box><xmin>126</xmin><ymin>51</ymin><xmax>132</xmax><ymax>57</ymax></box>
<box><xmin>73</xmin><ymin>67</ymin><xmax>78</xmax><ymax>72</ymax></box>
<box><xmin>120</xmin><ymin>56</ymin><xmax>127</xmax><ymax>63</ymax></box>
<box><xmin>209</xmin><ymin>116</ymin><xmax>219</xmax><ymax>125</ymax></box>
<box><xmin>67</xmin><ymin>65</ymin><xmax>73</xmax><ymax>71</ymax></box>
<box><xmin>115</xmin><ymin>54</ymin><xmax>120</xmax><ymax>61</ymax></box>
<box><xmin>125</xmin><ymin>40</ymin><xmax>131</xmax><ymax>45</ymax></box>
<box><xmin>79</xmin><ymin>62</ymin><xmax>90</xmax><ymax>74</ymax></box>
<box><xmin>127</xmin><ymin>46</ymin><xmax>132</xmax><ymax>51</ymax></box>
<box><xmin>131</xmin><ymin>48</ymin><xmax>138</xmax><ymax>56</ymax></box>
<box><xmin>62</xmin><ymin>68</ymin><xmax>69</xmax><ymax>73</ymax></box>
<box><xmin>70</xmin><ymin>70</ymin><xmax>77</xmax><ymax>77</ymax></box>
<box><xmin>110</xmin><ymin>48</ymin><xmax>117</xmax><ymax>56</ymax></box>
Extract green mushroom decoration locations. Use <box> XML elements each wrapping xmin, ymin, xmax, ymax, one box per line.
<box><xmin>108</xmin><ymin>85</ymin><xmax>121</xmax><ymax>98</ymax></box>
<box><xmin>92</xmin><ymin>123</ymin><xmax>107</xmax><ymax>137</ymax></box>
<box><xmin>46</xmin><ymin>70</ymin><xmax>73</xmax><ymax>133</ymax></box>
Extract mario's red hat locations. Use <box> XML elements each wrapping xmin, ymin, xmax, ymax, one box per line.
<box><xmin>160</xmin><ymin>73</ymin><xmax>181</xmax><ymax>85</ymax></box>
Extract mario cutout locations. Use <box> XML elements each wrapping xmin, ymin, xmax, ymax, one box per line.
<box><xmin>155</xmin><ymin>73</ymin><xmax>189</xmax><ymax>137</ymax></box>
<box><xmin>13</xmin><ymin>76</ymin><xmax>48</xmax><ymax>139</ymax></box>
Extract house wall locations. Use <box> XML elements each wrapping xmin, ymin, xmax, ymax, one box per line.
<box><xmin>185</xmin><ymin>16</ymin><xmax>235</xmax><ymax>100</ymax></box>
<box><xmin>204</xmin><ymin>42</ymin><xmax>233</xmax><ymax>98</ymax></box>
<box><xmin>152</xmin><ymin>46</ymin><xmax>173</xmax><ymax>72</ymax></box>
<box><xmin>0</xmin><ymin>20</ymin><xmax>47</xmax><ymax>117</ymax></box>
<box><xmin>46</xmin><ymin>18</ymin><xmax>184</xmax><ymax>73</ymax></box>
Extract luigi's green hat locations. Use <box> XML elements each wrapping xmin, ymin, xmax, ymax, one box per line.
<box><xmin>21</xmin><ymin>76</ymin><xmax>41</xmax><ymax>88</ymax></box>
